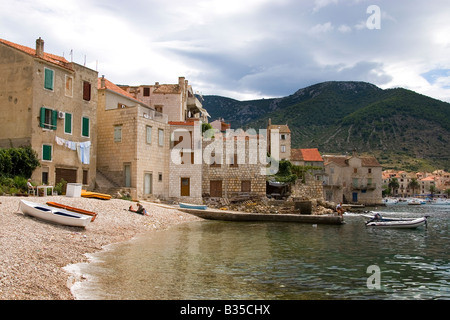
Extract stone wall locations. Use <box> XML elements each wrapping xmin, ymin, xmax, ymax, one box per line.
<box><xmin>291</xmin><ymin>176</ymin><xmax>324</xmax><ymax>201</ymax></box>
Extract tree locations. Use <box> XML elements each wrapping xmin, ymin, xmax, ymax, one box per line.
<box><xmin>388</xmin><ymin>178</ymin><xmax>400</xmax><ymax>196</ymax></box>
<box><xmin>429</xmin><ymin>185</ymin><xmax>437</xmax><ymax>198</ymax></box>
<box><xmin>408</xmin><ymin>178</ymin><xmax>420</xmax><ymax>197</ymax></box>
<box><xmin>445</xmin><ymin>189</ymin><xmax>450</xmax><ymax>198</ymax></box>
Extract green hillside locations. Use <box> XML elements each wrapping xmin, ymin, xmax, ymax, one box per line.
<box><xmin>201</xmin><ymin>81</ymin><xmax>450</xmax><ymax>171</ymax></box>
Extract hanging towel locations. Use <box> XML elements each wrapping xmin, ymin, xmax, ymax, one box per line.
<box><xmin>80</xmin><ymin>141</ymin><xmax>91</xmax><ymax>165</ymax></box>
<box><xmin>55</xmin><ymin>136</ymin><xmax>65</xmax><ymax>146</ymax></box>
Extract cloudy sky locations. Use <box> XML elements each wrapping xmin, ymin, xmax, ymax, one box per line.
<box><xmin>1</xmin><ymin>0</ymin><xmax>450</xmax><ymax>101</ymax></box>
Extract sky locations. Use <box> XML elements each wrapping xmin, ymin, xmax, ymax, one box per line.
<box><xmin>1</xmin><ymin>0</ymin><xmax>450</xmax><ymax>102</ymax></box>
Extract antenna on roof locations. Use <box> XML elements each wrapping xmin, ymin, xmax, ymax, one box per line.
<box><xmin>69</xmin><ymin>49</ymin><xmax>73</xmax><ymax>62</ymax></box>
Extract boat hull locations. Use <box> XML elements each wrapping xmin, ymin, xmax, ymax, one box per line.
<box><xmin>179</xmin><ymin>202</ymin><xmax>208</xmax><ymax>210</ymax></box>
<box><xmin>178</xmin><ymin>208</ymin><xmax>344</xmax><ymax>225</ymax></box>
<box><xmin>20</xmin><ymin>200</ymin><xmax>91</xmax><ymax>228</ymax></box>
<box><xmin>366</xmin><ymin>217</ymin><xmax>427</xmax><ymax>229</ymax></box>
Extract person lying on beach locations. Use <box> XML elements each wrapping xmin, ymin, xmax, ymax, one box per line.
<box><xmin>129</xmin><ymin>202</ymin><xmax>149</xmax><ymax>216</ymax></box>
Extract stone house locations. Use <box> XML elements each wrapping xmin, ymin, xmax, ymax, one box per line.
<box><xmin>97</xmin><ymin>76</ymin><xmax>170</xmax><ymax>200</ymax></box>
<box><xmin>202</xmin><ymin>132</ymin><xmax>267</xmax><ymax>199</ymax></box>
<box><xmin>119</xmin><ymin>77</ymin><xmax>209</xmax><ymax>123</ymax></box>
<box><xmin>169</xmin><ymin>120</ymin><xmax>203</xmax><ymax>204</ymax></box>
<box><xmin>323</xmin><ymin>153</ymin><xmax>383</xmax><ymax>205</ymax></box>
<box><xmin>0</xmin><ymin>37</ymin><xmax>98</xmax><ymax>188</ymax></box>
<box><xmin>267</xmin><ymin>119</ymin><xmax>291</xmax><ymax>161</ymax></box>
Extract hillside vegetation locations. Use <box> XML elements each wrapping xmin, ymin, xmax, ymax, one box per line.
<box><xmin>201</xmin><ymin>81</ymin><xmax>450</xmax><ymax>171</ymax></box>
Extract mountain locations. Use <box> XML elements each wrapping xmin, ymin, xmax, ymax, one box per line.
<box><xmin>201</xmin><ymin>81</ymin><xmax>450</xmax><ymax>171</ymax></box>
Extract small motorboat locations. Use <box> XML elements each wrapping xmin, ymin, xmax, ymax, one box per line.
<box><xmin>364</xmin><ymin>214</ymin><xmax>428</xmax><ymax>229</ymax></box>
<box><xmin>20</xmin><ymin>200</ymin><xmax>92</xmax><ymax>228</ymax></box>
<box><xmin>179</xmin><ymin>202</ymin><xmax>208</xmax><ymax>210</ymax></box>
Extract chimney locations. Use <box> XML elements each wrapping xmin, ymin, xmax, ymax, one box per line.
<box><xmin>268</xmin><ymin>118</ymin><xmax>272</xmax><ymax>126</ymax></box>
<box><xmin>36</xmin><ymin>37</ymin><xmax>44</xmax><ymax>58</ymax></box>
<box><xmin>101</xmin><ymin>75</ymin><xmax>106</xmax><ymax>88</ymax></box>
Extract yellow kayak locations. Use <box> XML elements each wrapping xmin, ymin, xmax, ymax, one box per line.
<box><xmin>81</xmin><ymin>190</ymin><xmax>112</xmax><ymax>200</ymax></box>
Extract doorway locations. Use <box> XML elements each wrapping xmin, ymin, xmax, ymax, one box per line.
<box><xmin>181</xmin><ymin>177</ymin><xmax>190</xmax><ymax>196</ymax></box>
<box><xmin>144</xmin><ymin>173</ymin><xmax>152</xmax><ymax>195</ymax></box>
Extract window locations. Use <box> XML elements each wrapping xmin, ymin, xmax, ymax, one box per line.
<box><xmin>82</xmin><ymin>117</ymin><xmax>90</xmax><ymax>137</ymax></box>
<box><xmin>146</xmin><ymin>126</ymin><xmax>152</xmax><ymax>144</ymax></box>
<box><xmin>280</xmin><ymin>134</ymin><xmax>286</xmax><ymax>140</ymax></box>
<box><xmin>158</xmin><ymin>129</ymin><xmax>164</xmax><ymax>146</ymax></box>
<box><xmin>40</xmin><ymin>107</ymin><xmax>57</xmax><ymax>130</ymax></box>
<box><xmin>210</xmin><ymin>152</ymin><xmax>221</xmax><ymax>167</ymax></box>
<box><xmin>44</xmin><ymin>68</ymin><xmax>54</xmax><ymax>91</ymax></box>
<box><xmin>143</xmin><ymin>87</ymin><xmax>150</xmax><ymax>96</ymax></box>
<box><xmin>64</xmin><ymin>112</ymin><xmax>72</xmax><ymax>134</ymax></box>
<box><xmin>354</xmin><ymin>168</ymin><xmax>358</xmax><ymax>173</ymax></box>
<box><xmin>42</xmin><ymin>144</ymin><xmax>52</xmax><ymax>161</ymax></box>
<box><xmin>281</xmin><ymin>145</ymin><xmax>286</xmax><ymax>153</ymax></box>
<box><xmin>241</xmin><ymin>180</ymin><xmax>251</xmax><ymax>192</ymax></box>
<box><xmin>83</xmin><ymin>170</ymin><xmax>88</xmax><ymax>185</ymax></box>
<box><xmin>114</xmin><ymin>125</ymin><xmax>122</xmax><ymax>142</ymax></box>
<box><xmin>65</xmin><ymin>75</ymin><xmax>73</xmax><ymax>97</ymax></box>
<box><xmin>155</xmin><ymin>105</ymin><xmax>163</xmax><ymax>113</ymax></box>
<box><xmin>229</xmin><ymin>154</ymin><xmax>238</xmax><ymax>167</ymax></box>
<box><xmin>83</xmin><ymin>81</ymin><xmax>91</xmax><ymax>101</ymax></box>
<box><xmin>368</xmin><ymin>168</ymin><xmax>372</xmax><ymax>174</ymax></box>
<box><xmin>158</xmin><ymin>173</ymin><xmax>162</xmax><ymax>182</ymax></box>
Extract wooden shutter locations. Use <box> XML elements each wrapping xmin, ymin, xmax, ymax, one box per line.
<box><xmin>42</xmin><ymin>145</ymin><xmax>52</xmax><ymax>161</ymax></box>
<box><xmin>82</xmin><ymin>117</ymin><xmax>89</xmax><ymax>137</ymax></box>
<box><xmin>64</xmin><ymin>113</ymin><xmax>72</xmax><ymax>134</ymax></box>
<box><xmin>83</xmin><ymin>81</ymin><xmax>91</xmax><ymax>101</ymax></box>
<box><xmin>44</xmin><ymin>68</ymin><xmax>54</xmax><ymax>90</ymax></box>
<box><xmin>40</xmin><ymin>107</ymin><xmax>46</xmax><ymax>128</ymax></box>
<box><xmin>51</xmin><ymin>110</ymin><xmax>58</xmax><ymax>130</ymax></box>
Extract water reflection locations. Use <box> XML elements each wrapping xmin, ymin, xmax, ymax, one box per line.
<box><xmin>72</xmin><ymin>205</ymin><xmax>450</xmax><ymax>300</ymax></box>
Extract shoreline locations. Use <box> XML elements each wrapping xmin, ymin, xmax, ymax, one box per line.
<box><xmin>0</xmin><ymin>195</ymin><xmax>201</xmax><ymax>300</ymax></box>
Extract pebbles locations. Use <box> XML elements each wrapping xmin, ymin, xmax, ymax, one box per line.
<box><xmin>0</xmin><ymin>195</ymin><xmax>200</xmax><ymax>300</ymax></box>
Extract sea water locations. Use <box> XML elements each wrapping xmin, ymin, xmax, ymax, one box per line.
<box><xmin>69</xmin><ymin>204</ymin><xmax>450</xmax><ymax>300</ymax></box>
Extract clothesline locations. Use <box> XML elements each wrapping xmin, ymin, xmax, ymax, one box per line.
<box><xmin>55</xmin><ymin>136</ymin><xmax>91</xmax><ymax>164</ymax></box>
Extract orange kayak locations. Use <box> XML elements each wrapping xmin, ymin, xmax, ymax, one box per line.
<box><xmin>46</xmin><ymin>201</ymin><xmax>98</xmax><ymax>222</ymax></box>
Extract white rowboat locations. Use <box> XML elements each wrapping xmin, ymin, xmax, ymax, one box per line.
<box><xmin>19</xmin><ymin>200</ymin><xmax>92</xmax><ymax>228</ymax></box>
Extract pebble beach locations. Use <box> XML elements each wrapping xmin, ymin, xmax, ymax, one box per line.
<box><xmin>0</xmin><ymin>195</ymin><xmax>201</xmax><ymax>300</ymax></box>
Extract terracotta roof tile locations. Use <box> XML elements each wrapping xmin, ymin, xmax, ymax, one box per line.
<box><xmin>291</xmin><ymin>148</ymin><xmax>323</xmax><ymax>162</ymax></box>
<box><xmin>0</xmin><ymin>38</ymin><xmax>72</xmax><ymax>71</ymax></box>
<box><xmin>268</xmin><ymin>124</ymin><xmax>291</xmax><ymax>133</ymax></box>
<box><xmin>98</xmin><ymin>77</ymin><xmax>147</xmax><ymax>105</ymax></box>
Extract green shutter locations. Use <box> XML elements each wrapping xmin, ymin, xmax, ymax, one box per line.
<box><xmin>51</xmin><ymin>110</ymin><xmax>58</xmax><ymax>130</ymax></box>
<box><xmin>44</xmin><ymin>68</ymin><xmax>54</xmax><ymax>90</ymax></box>
<box><xmin>64</xmin><ymin>113</ymin><xmax>72</xmax><ymax>134</ymax></box>
<box><xmin>40</xmin><ymin>107</ymin><xmax>46</xmax><ymax>128</ymax></box>
<box><xmin>42</xmin><ymin>145</ymin><xmax>52</xmax><ymax>161</ymax></box>
<box><xmin>82</xmin><ymin>117</ymin><xmax>89</xmax><ymax>137</ymax></box>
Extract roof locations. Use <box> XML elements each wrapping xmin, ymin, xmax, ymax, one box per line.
<box><xmin>153</xmin><ymin>84</ymin><xmax>181</xmax><ymax>94</ymax></box>
<box><xmin>268</xmin><ymin>124</ymin><xmax>291</xmax><ymax>133</ymax></box>
<box><xmin>0</xmin><ymin>38</ymin><xmax>72</xmax><ymax>71</ymax></box>
<box><xmin>98</xmin><ymin>77</ymin><xmax>147</xmax><ymax>106</ymax></box>
<box><xmin>323</xmin><ymin>155</ymin><xmax>381</xmax><ymax>167</ymax></box>
<box><xmin>360</xmin><ymin>156</ymin><xmax>382</xmax><ymax>167</ymax></box>
<box><xmin>291</xmin><ymin>148</ymin><xmax>323</xmax><ymax>162</ymax></box>
<box><xmin>168</xmin><ymin>121</ymin><xmax>196</xmax><ymax>126</ymax></box>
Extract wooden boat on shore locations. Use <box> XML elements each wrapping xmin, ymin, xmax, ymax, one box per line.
<box><xmin>19</xmin><ymin>200</ymin><xmax>92</xmax><ymax>228</ymax></box>
<box><xmin>178</xmin><ymin>207</ymin><xmax>344</xmax><ymax>225</ymax></box>
<box><xmin>46</xmin><ymin>201</ymin><xmax>97</xmax><ymax>222</ymax></box>
<box><xmin>179</xmin><ymin>202</ymin><xmax>208</xmax><ymax>210</ymax></box>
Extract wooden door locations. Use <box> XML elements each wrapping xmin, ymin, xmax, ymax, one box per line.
<box><xmin>181</xmin><ymin>178</ymin><xmax>190</xmax><ymax>196</ymax></box>
<box><xmin>210</xmin><ymin>180</ymin><xmax>223</xmax><ymax>197</ymax></box>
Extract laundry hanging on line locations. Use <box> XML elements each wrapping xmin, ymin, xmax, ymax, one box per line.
<box><xmin>55</xmin><ymin>136</ymin><xmax>91</xmax><ymax>164</ymax></box>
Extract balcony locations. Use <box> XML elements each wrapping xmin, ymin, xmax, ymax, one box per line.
<box><xmin>352</xmin><ymin>183</ymin><xmax>377</xmax><ymax>190</ymax></box>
